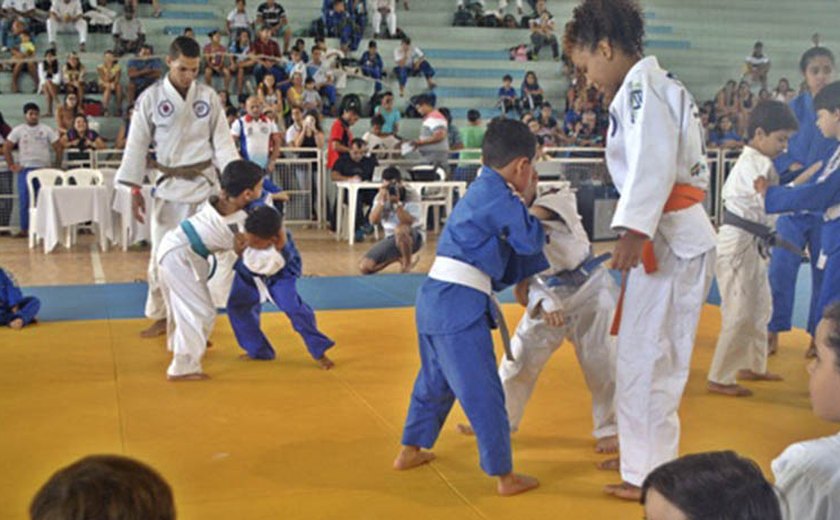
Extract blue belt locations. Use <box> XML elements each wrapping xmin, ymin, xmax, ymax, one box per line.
<box><xmin>180</xmin><ymin>220</ymin><xmax>217</xmax><ymax>279</ymax></box>
<box><xmin>545</xmin><ymin>252</ymin><xmax>612</xmax><ymax>288</ymax></box>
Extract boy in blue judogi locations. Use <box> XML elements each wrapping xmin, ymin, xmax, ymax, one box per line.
<box><xmin>227</xmin><ymin>205</ymin><xmax>336</xmax><ymax>369</ymax></box>
<box><xmin>0</xmin><ymin>268</ymin><xmax>40</xmax><ymax>330</ymax></box>
<box><xmin>393</xmin><ymin>119</ymin><xmax>548</xmax><ymax>496</ymax></box>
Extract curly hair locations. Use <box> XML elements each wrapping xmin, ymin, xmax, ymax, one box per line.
<box><xmin>563</xmin><ymin>0</ymin><xmax>645</xmax><ymax>57</ymax></box>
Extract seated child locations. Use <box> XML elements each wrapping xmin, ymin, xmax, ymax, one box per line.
<box><xmin>0</xmin><ymin>267</ymin><xmax>40</xmax><ymax>329</ymax></box>
<box><xmin>642</xmin><ymin>451</ymin><xmax>782</xmax><ymax>519</ymax></box>
<box><xmin>156</xmin><ymin>160</ymin><xmax>264</xmax><ymax>381</ymax></box>
<box><xmin>227</xmin><ymin>205</ymin><xmax>335</xmax><ymax>369</ymax></box>
<box><xmin>302</xmin><ymin>77</ymin><xmax>323</xmax><ymax>113</ymax></box>
<box><xmin>772</xmin><ymin>301</ymin><xmax>840</xmax><ymax>519</ymax></box>
<box><xmin>497</xmin><ymin>74</ymin><xmax>519</xmax><ymax>116</ymax></box>
<box><xmin>707</xmin><ymin>100</ymin><xmax>799</xmax><ymax>397</ymax></box>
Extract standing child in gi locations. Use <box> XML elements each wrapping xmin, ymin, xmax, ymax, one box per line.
<box><xmin>707</xmin><ymin>100</ymin><xmax>799</xmax><ymax>397</ymax></box>
<box><xmin>157</xmin><ymin>160</ymin><xmax>264</xmax><ymax>381</ymax></box>
<box><xmin>0</xmin><ymin>268</ymin><xmax>40</xmax><ymax>330</ymax></box>
<box><xmin>227</xmin><ymin>205</ymin><xmax>335</xmax><ymax>369</ymax></box>
<box><xmin>565</xmin><ymin>0</ymin><xmax>717</xmax><ymax>500</ymax></box>
<box><xmin>393</xmin><ymin>118</ymin><xmax>547</xmax><ymax>496</ymax></box>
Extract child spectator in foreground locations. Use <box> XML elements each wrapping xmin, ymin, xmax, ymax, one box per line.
<box><xmin>0</xmin><ymin>267</ymin><xmax>40</xmax><ymax>330</ymax></box>
<box><xmin>498</xmin><ymin>74</ymin><xmax>519</xmax><ymax>116</ymax></box>
<box><xmin>11</xmin><ymin>31</ymin><xmax>36</xmax><ymax>93</ymax></box>
<box><xmin>707</xmin><ymin>100</ymin><xmax>799</xmax><ymax>397</ymax></box>
<box><xmin>302</xmin><ymin>77</ymin><xmax>323</xmax><ymax>113</ymax></box>
<box><xmin>772</xmin><ymin>301</ymin><xmax>840</xmax><ymax>518</ymax></box>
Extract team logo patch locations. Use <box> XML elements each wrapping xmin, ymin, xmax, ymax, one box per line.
<box><xmin>157</xmin><ymin>100</ymin><xmax>174</xmax><ymax>118</ymax></box>
<box><xmin>260</xmin><ymin>126</ymin><xmax>270</xmax><ymax>134</ymax></box>
<box><xmin>690</xmin><ymin>161</ymin><xmax>705</xmax><ymax>177</ymax></box>
<box><xmin>193</xmin><ymin>100</ymin><xmax>210</xmax><ymax>119</ymax></box>
<box><xmin>630</xmin><ymin>84</ymin><xmax>643</xmax><ymax>124</ymax></box>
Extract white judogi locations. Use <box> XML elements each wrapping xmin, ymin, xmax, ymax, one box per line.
<box><xmin>772</xmin><ymin>432</ymin><xmax>840</xmax><ymax>520</ymax></box>
<box><xmin>47</xmin><ymin>0</ymin><xmax>87</xmax><ymax>45</ymax></box>
<box><xmin>606</xmin><ymin>56</ymin><xmax>717</xmax><ymax>487</ymax></box>
<box><xmin>115</xmin><ymin>77</ymin><xmax>239</xmax><ymax>322</ymax></box>
<box><xmin>709</xmin><ymin>146</ymin><xmax>777</xmax><ymax>385</ymax></box>
<box><xmin>499</xmin><ymin>189</ymin><xmax>618</xmax><ymax>439</ymax></box>
<box><xmin>157</xmin><ymin>201</ymin><xmax>247</xmax><ymax>377</ymax></box>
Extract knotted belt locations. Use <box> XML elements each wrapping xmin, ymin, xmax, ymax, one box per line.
<box><xmin>153</xmin><ymin>159</ymin><xmax>214</xmax><ymax>186</ymax></box>
<box><xmin>722</xmin><ymin>209</ymin><xmax>803</xmax><ymax>258</ymax></box>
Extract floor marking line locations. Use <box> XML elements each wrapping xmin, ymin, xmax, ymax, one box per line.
<box><xmin>90</xmin><ymin>244</ymin><xmax>107</xmax><ymax>284</ymax></box>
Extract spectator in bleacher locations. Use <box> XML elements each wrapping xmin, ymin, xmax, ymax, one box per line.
<box><xmin>520</xmin><ymin>70</ymin><xmax>543</xmax><ymax>113</ymax></box>
<box><xmin>563</xmin><ymin>96</ymin><xmax>582</xmax><ymax>135</ymax></box>
<box><xmin>715</xmin><ymin>79</ymin><xmax>738</xmax><ymax>121</ymax></box>
<box><xmin>708</xmin><ymin>114</ymin><xmax>742</xmax><ymax>149</ymax></box>
<box><xmin>285</xmin><ymin>47</ymin><xmax>306</xmax><ymax>80</ymax></box>
<box><xmin>307</xmin><ymin>46</ymin><xmax>337</xmax><ymax>116</ymax></box>
<box><xmin>326</xmin><ymin>103</ymin><xmax>359</xmax><ymax>173</ymax></box>
<box><xmin>217</xmin><ymin>89</ymin><xmax>235</xmax><ymax>112</ymax></box>
<box><xmin>0</xmin><ymin>112</ymin><xmax>11</xmax><ymax>139</ymax></box>
<box><xmin>498</xmin><ymin>74</ymin><xmax>518</xmax><ymax>116</ymax></box>
<box><xmin>182</xmin><ymin>26</ymin><xmax>194</xmax><ymax>39</ymax></box>
<box><xmin>758</xmin><ymin>88</ymin><xmax>772</xmax><ymax>102</ymax></box>
<box><xmin>325</xmin><ymin>0</ymin><xmax>361</xmax><ymax>54</ymax></box>
<box><xmin>371</xmin><ymin>0</ymin><xmax>396</xmax><ymax>38</ymax></box>
<box><xmin>114</xmin><ymin>105</ymin><xmax>132</xmax><ymax>149</ymax></box>
<box><xmin>62</xmin><ymin>114</ymin><xmax>106</xmax><ymax>153</ymax></box>
<box><xmin>0</xmin><ymin>0</ymin><xmax>38</xmax><ymax>52</ymax></box>
<box><xmin>230</xmin><ymin>96</ymin><xmax>282</xmax><ymax>171</ymax></box>
<box><xmin>528</xmin><ymin>0</ymin><xmax>558</xmax><ymax>61</ymax></box>
<box><xmin>252</xmin><ymin>26</ymin><xmax>284</xmax><ymax>86</ymax></box>
<box><xmin>438</xmin><ymin>107</ymin><xmax>462</xmax><ymax>153</ymax></box>
<box><xmin>38</xmin><ymin>49</ymin><xmax>61</xmax><ymax>116</ymax></box>
<box><xmin>203</xmin><ymin>30</ymin><xmax>231</xmax><ymax>91</ymax></box>
<box><xmin>256</xmin><ymin>0</ymin><xmax>290</xmax><ymax>53</ymax></box>
<box><xmin>736</xmin><ymin>80</ymin><xmax>755</xmax><ymax>136</ymax></box>
<box><xmin>284</xmin><ymin>105</ymin><xmax>303</xmax><ymax>143</ymax></box>
<box><xmin>572</xmin><ymin>109</ymin><xmax>602</xmax><ymax>147</ymax></box>
<box><xmin>61</xmin><ymin>50</ymin><xmax>84</xmax><ymax>97</ymax></box>
<box><xmin>126</xmin><ymin>44</ymin><xmax>163</xmax><ymax>106</ymax></box>
<box><xmin>774</xmin><ymin>77</ymin><xmax>796</xmax><ymax>104</ymax></box>
<box><xmin>97</xmin><ymin>49</ymin><xmax>122</xmax><ymax>116</ymax></box>
<box><xmin>226</xmin><ymin>0</ymin><xmax>253</xmax><ymax>40</ymax></box>
<box><xmin>743</xmin><ymin>41</ymin><xmax>770</xmax><ymax>90</ymax></box>
<box><xmin>4</xmin><ymin>102</ymin><xmax>61</xmax><ymax>238</ymax></box>
<box><xmin>10</xmin><ymin>30</ymin><xmax>35</xmax><ymax>93</ymax></box>
<box><xmin>393</xmin><ymin>36</ymin><xmax>435</xmax><ymax>98</ymax></box>
<box><xmin>55</xmin><ymin>91</ymin><xmax>80</xmax><ymax>135</ymax></box>
<box><xmin>374</xmin><ymin>90</ymin><xmax>400</xmax><ymax>135</ymax></box>
<box><xmin>536</xmin><ymin>101</ymin><xmax>557</xmax><ymax>131</ymax></box>
<box><xmin>229</xmin><ymin>29</ymin><xmax>255</xmax><ymax>98</ymax></box>
<box><xmin>454</xmin><ymin>108</ymin><xmax>484</xmax><ymax>181</ymax></box>
<box><xmin>411</xmin><ymin>93</ymin><xmax>449</xmax><ymax>169</ymax></box>
<box><xmin>363</xmin><ymin>114</ymin><xmax>400</xmax><ymax>156</ymax></box>
<box><xmin>291</xmin><ymin>38</ymin><xmax>308</xmax><ymax>62</ymax></box>
<box><xmin>360</xmin><ymin>40</ymin><xmax>384</xmax><ymax>95</ymax></box>
<box><xmin>111</xmin><ymin>6</ymin><xmax>143</xmax><ymax>57</ymax></box>
<box><xmin>84</xmin><ymin>0</ymin><xmax>117</xmax><ymax>33</ymax></box>
<box><xmin>331</xmin><ymin>137</ymin><xmax>377</xmax><ymax>240</ymax></box>
<box><xmin>527</xmin><ymin>117</ymin><xmax>554</xmax><ymax>147</ymax></box>
<box><xmin>301</xmin><ymin>77</ymin><xmax>322</xmax><ymax>113</ymax></box>
<box><xmin>47</xmin><ymin>0</ymin><xmax>87</xmax><ymax>51</ymax></box>
<box><xmin>257</xmin><ymin>73</ymin><xmax>284</xmax><ymax>124</ymax></box>
<box><xmin>285</xmin><ymin>72</ymin><xmax>304</xmax><ymax>109</ymax></box>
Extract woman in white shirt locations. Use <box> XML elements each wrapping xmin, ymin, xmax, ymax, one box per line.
<box><xmin>38</xmin><ymin>49</ymin><xmax>62</xmax><ymax>116</ymax></box>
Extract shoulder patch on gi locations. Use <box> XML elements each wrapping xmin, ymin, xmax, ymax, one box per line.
<box><xmin>629</xmin><ymin>81</ymin><xmax>643</xmax><ymax>124</ymax></box>
<box><xmin>193</xmin><ymin>100</ymin><xmax>211</xmax><ymax>119</ymax></box>
<box><xmin>157</xmin><ymin>100</ymin><xmax>174</xmax><ymax>118</ymax></box>
<box><xmin>690</xmin><ymin>161</ymin><xmax>706</xmax><ymax>177</ymax></box>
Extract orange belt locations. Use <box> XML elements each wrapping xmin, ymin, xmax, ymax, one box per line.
<box><xmin>610</xmin><ymin>184</ymin><xmax>706</xmax><ymax>336</ymax></box>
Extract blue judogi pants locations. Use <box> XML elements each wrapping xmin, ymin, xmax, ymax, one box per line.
<box><xmin>401</xmin><ymin>318</ymin><xmax>513</xmax><ymax>476</ymax></box>
<box><xmin>394</xmin><ymin>61</ymin><xmax>435</xmax><ymax>88</ymax></box>
<box><xmin>227</xmin><ymin>272</ymin><xmax>334</xmax><ymax>361</ymax></box>
<box><xmin>361</xmin><ymin>64</ymin><xmax>383</xmax><ymax>93</ymax></box>
<box><xmin>0</xmin><ymin>296</ymin><xmax>40</xmax><ymax>326</ymax></box>
<box><xmin>768</xmin><ymin>213</ymin><xmax>823</xmax><ymax>335</ymax></box>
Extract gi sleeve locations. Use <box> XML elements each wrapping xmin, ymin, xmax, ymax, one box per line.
<box><xmin>115</xmin><ymin>92</ymin><xmax>154</xmax><ymax>186</ymax></box>
<box><xmin>765</xmin><ymin>169</ymin><xmax>840</xmax><ymax>214</ymax></box>
<box><xmin>611</xmin><ymin>73</ymin><xmax>678</xmax><ymax>238</ymax></box>
<box><xmin>0</xmin><ymin>270</ymin><xmax>23</xmax><ymax>309</ymax></box>
<box><xmin>485</xmin><ymin>189</ymin><xmax>546</xmax><ymax>256</ymax></box>
<box><xmin>210</xmin><ymin>93</ymin><xmax>241</xmax><ymax>172</ymax></box>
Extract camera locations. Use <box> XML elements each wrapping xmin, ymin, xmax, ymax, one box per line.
<box><xmin>387</xmin><ymin>183</ymin><xmax>406</xmax><ymax>202</ymax></box>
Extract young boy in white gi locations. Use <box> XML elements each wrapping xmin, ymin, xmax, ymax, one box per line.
<box><xmin>457</xmin><ymin>186</ymin><xmax>619</xmax><ymax>453</ymax></box>
<box><xmin>116</xmin><ymin>36</ymin><xmax>240</xmax><ymax>339</ymax></box>
<box><xmin>707</xmin><ymin>100</ymin><xmax>799</xmax><ymax>397</ymax></box>
<box><xmin>157</xmin><ymin>160</ymin><xmax>264</xmax><ymax>381</ymax></box>
<box><xmin>393</xmin><ymin>118</ymin><xmax>547</xmax><ymax>496</ymax></box>
<box><xmin>565</xmin><ymin>0</ymin><xmax>717</xmax><ymax>500</ymax></box>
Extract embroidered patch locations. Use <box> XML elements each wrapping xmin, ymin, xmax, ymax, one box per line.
<box><xmin>690</xmin><ymin>161</ymin><xmax>706</xmax><ymax>177</ymax></box>
<box><xmin>629</xmin><ymin>82</ymin><xmax>643</xmax><ymax>124</ymax></box>
<box><xmin>193</xmin><ymin>100</ymin><xmax>210</xmax><ymax>119</ymax></box>
<box><xmin>260</xmin><ymin>126</ymin><xmax>270</xmax><ymax>134</ymax></box>
<box><xmin>157</xmin><ymin>100</ymin><xmax>174</xmax><ymax>118</ymax></box>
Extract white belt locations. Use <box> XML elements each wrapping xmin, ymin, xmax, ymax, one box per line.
<box><xmin>825</xmin><ymin>203</ymin><xmax>840</xmax><ymax>222</ymax></box>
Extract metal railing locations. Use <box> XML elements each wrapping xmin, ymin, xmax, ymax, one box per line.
<box><xmin>267</xmin><ymin>148</ymin><xmax>325</xmax><ymax>226</ymax></box>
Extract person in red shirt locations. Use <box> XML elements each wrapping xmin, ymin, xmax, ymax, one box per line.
<box><xmin>203</xmin><ymin>30</ymin><xmax>231</xmax><ymax>91</ymax></box>
<box><xmin>251</xmin><ymin>27</ymin><xmax>285</xmax><ymax>86</ymax></box>
<box><xmin>327</xmin><ymin>105</ymin><xmax>360</xmax><ymax>170</ymax></box>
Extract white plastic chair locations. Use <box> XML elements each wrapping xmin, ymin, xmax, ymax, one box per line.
<box><xmin>26</xmin><ymin>169</ymin><xmax>66</xmax><ymax>251</ymax></box>
<box><xmin>63</xmin><ymin>168</ymin><xmax>107</xmax><ymax>250</ymax></box>
<box><xmin>417</xmin><ymin>166</ymin><xmax>448</xmax><ymax>233</ymax></box>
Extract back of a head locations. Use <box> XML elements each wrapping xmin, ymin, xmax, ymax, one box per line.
<box><xmin>641</xmin><ymin>451</ymin><xmax>782</xmax><ymax>520</ymax></box>
<box><xmin>467</xmin><ymin>109</ymin><xmax>481</xmax><ymax>123</ymax></box>
<box><xmin>30</xmin><ymin>455</ymin><xmax>175</xmax><ymax>520</ymax></box>
<box><xmin>220</xmin><ymin>160</ymin><xmax>265</xmax><ymax>197</ymax></box>
<box><xmin>814</xmin><ymin>80</ymin><xmax>840</xmax><ymax>113</ymax></box>
<box><xmin>747</xmin><ymin>100</ymin><xmax>799</xmax><ymax>140</ymax></box>
<box><xmin>482</xmin><ymin>118</ymin><xmax>536</xmax><ymax>170</ymax></box>
<box><xmin>414</xmin><ymin>93</ymin><xmax>435</xmax><ymax>108</ymax></box>
<box><xmin>169</xmin><ymin>35</ymin><xmax>200</xmax><ymax>60</ymax></box>
<box><xmin>245</xmin><ymin>205</ymin><xmax>282</xmax><ymax>239</ymax></box>
<box><xmin>382</xmin><ymin>166</ymin><xmax>402</xmax><ymax>182</ymax></box>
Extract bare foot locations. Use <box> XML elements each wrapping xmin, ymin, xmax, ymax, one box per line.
<box><xmin>597</xmin><ymin>457</ymin><xmax>620</xmax><ymax>472</ymax></box>
<box><xmin>166</xmin><ymin>373</ymin><xmax>210</xmax><ymax>382</ymax></box>
<box><xmin>317</xmin><ymin>355</ymin><xmax>335</xmax><ymax>370</ymax></box>
<box><xmin>767</xmin><ymin>332</ymin><xmax>778</xmax><ymax>356</ymax></box>
<box><xmin>595</xmin><ymin>435</ymin><xmax>619</xmax><ymax>454</ymax></box>
<box><xmin>805</xmin><ymin>339</ymin><xmax>817</xmax><ymax>359</ymax></box>
<box><xmin>9</xmin><ymin>318</ymin><xmax>24</xmax><ymax>330</ymax></box>
<box><xmin>456</xmin><ymin>423</ymin><xmax>475</xmax><ymax>436</ymax></box>
<box><xmin>393</xmin><ymin>446</ymin><xmax>435</xmax><ymax>470</ymax></box>
<box><xmin>707</xmin><ymin>381</ymin><xmax>753</xmax><ymax>397</ymax></box>
<box><xmin>497</xmin><ymin>472</ymin><xmax>539</xmax><ymax>496</ymax></box>
<box><xmin>604</xmin><ymin>481</ymin><xmax>642</xmax><ymax>501</ymax></box>
<box><xmin>140</xmin><ymin>319</ymin><xmax>167</xmax><ymax>338</ymax></box>
<box><xmin>737</xmin><ymin>369</ymin><xmax>783</xmax><ymax>381</ymax></box>
<box><xmin>206</xmin><ymin>340</ymin><xmax>213</xmax><ymax>349</ymax></box>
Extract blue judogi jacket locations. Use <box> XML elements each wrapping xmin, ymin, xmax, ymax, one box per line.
<box><xmin>0</xmin><ymin>269</ymin><xmax>24</xmax><ymax>313</ymax></box>
<box><xmin>235</xmin><ymin>193</ymin><xmax>302</xmax><ymax>283</ymax></box>
<box><xmin>774</xmin><ymin>92</ymin><xmax>839</xmax><ymax>183</ymax></box>
<box><xmin>416</xmin><ymin>166</ymin><xmax>548</xmax><ymax>335</ymax></box>
<box><xmin>360</xmin><ymin>50</ymin><xmax>383</xmax><ymax>70</ymax></box>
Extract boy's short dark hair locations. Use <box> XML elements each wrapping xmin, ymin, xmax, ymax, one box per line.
<box><xmin>368</xmin><ymin>40</ymin><xmax>377</xmax><ymax>48</ymax></box>
<box><xmin>641</xmin><ymin>451</ymin><xmax>782</xmax><ymax>520</ymax></box>
<box><xmin>800</xmin><ymin>46</ymin><xmax>835</xmax><ymax>74</ymax></box>
<box><xmin>746</xmin><ymin>100</ymin><xmax>799</xmax><ymax>139</ymax></box>
<box><xmin>220</xmin><ymin>160</ymin><xmax>264</xmax><ymax>197</ymax></box>
<box><xmin>23</xmin><ymin>102</ymin><xmax>39</xmax><ymax>114</ymax></box>
<box><xmin>401</xmin><ymin>36</ymin><xmax>411</xmax><ymax>45</ymax></box>
<box><xmin>414</xmin><ymin>93</ymin><xmax>435</xmax><ymax>107</ymax></box>
<box><xmin>502</xmin><ymin>74</ymin><xmax>513</xmax><ymax>82</ymax></box>
<box><xmin>304</xmin><ymin>77</ymin><xmax>315</xmax><ymax>85</ymax></box>
<box><xmin>381</xmin><ymin>90</ymin><xmax>393</xmax><ymax>98</ymax></box>
<box><xmin>382</xmin><ymin>166</ymin><xmax>402</xmax><ymax>182</ymax></box>
<box><xmin>245</xmin><ymin>205</ymin><xmax>283</xmax><ymax>239</ymax></box>
<box><xmin>541</xmin><ymin>102</ymin><xmax>552</xmax><ymax>109</ymax></box>
<box><xmin>342</xmin><ymin>105</ymin><xmax>360</xmax><ymax>116</ymax></box>
<box><xmin>482</xmin><ymin>118</ymin><xmax>536</xmax><ymax>169</ymax></box>
<box><xmin>169</xmin><ymin>35</ymin><xmax>201</xmax><ymax>59</ymax></box>
<box><xmin>822</xmin><ymin>301</ymin><xmax>840</xmax><ymax>371</ymax></box>
<box><xmin>467</xmin><ymin>109</ymin><xmax>481</xmax><ymax>123</ymax></box>
<box><xmin>814</xmin><ymin>80</ymin><xmax>840</xmax><ymax>113</ymax></box>
<box><xmin>351</xmin><ymin>138</ymin><xmax>366</xmax><ymax>148</ymax></box>
<box><xmin>371</xmin><ymin>114</ymin><xmax>385</xmax><ymax>127</ymax></box>
<box><xmin>30</xmin><ymin>455</ymin><xmax>175</xmax><ymax>520</ymax></box>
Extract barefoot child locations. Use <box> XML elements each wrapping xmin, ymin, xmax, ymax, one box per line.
<box><xmin>707</xmin><ymin>100</ymin><xmax>799</xmax><ymax>397</ymax></box>
<box><xmin>0</xmin><ymin>268</ymin><xmax>40</xmax><ymax>330</ymax></box>
<box><xmin>565</xmin><ymin>0</ymin><xmax>717</xmax><ymax>500</ymax></box>
<box><xmin>227</xmin><ymin>205</ymin><xmax>336</xmax><ymax>369</ymax></box>
<box><xmin>394</xmin><ymin>118</ymin><xmax>548</xmax><ymax>496</ymax></box>
<box><xmin>157</xmin><ymin>160</ymin><xmax>264</xmax><ymax>381</ymax></box>
<box><xmin>458</xmin><ymin>186</ymin><xmax>620</xmax><ymax>455</ymax></box>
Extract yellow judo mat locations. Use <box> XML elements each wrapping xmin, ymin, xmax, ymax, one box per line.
<box><xmin>0</xmin><ymin>304</ymin><xmax>834</xmax><ymax>519</ymax></box>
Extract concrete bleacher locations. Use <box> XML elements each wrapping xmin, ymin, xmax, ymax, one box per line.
<box><xmin>0</xmin><ymin>0</ymin><xmax>834</xmax><ymax>139</ymax></box>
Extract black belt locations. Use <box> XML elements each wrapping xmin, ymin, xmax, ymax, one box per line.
<box><xmin>722</xmin><ymin>209</ymin><xmax>803</xmax><ymax>258</ymax></box>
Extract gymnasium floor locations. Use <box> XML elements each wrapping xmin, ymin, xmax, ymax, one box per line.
<box><xmin>0</xmin><ymin>231</ymin><xmax>833</xmax><ymax>519</ymax></box>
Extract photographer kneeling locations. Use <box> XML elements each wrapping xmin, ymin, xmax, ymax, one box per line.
<box><xmin>359</xmin><ymin>167</ymin><xmax>424</xmax><ymax>274</ymax></box>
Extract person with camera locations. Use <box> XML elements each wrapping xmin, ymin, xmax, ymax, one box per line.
<box><xmin>360</xmin><ymin>167</ymin><xmax>423</xmax><ymax>274</ymax></box>
<box><xmin>331</xmin><ymin>138</ymin><xmax>378</xmax><ymax>239</ymax></box>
